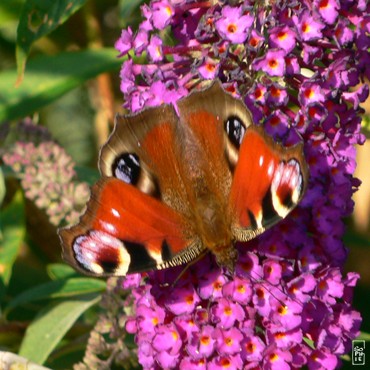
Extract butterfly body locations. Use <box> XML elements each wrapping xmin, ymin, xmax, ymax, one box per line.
<box><xmin>59</xmin><ymin>81</ymin><xmax>308</xmax><ymax>277</ymax></box>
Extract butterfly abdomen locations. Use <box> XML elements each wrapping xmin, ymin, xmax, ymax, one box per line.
<box><xmin>190</xmin><ymin>190</ymin><xmax>236</xmax><ymax>270</ymax></box>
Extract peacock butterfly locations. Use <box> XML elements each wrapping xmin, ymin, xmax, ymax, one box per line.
<box><xmin>58</xmin><ymin>81</ymin><xmax>309</xmax><ymax>277</ymax></box>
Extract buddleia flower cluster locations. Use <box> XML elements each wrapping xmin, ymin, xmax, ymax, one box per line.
<box><xmin>100</xmin><ymin>0</ymin><xmax>368</xmax><ymax>368</ymax></box>
<box><xmin>1</xmin><ymin>120</ymin><xmax>89</xmax><ymax>226</ymax></box>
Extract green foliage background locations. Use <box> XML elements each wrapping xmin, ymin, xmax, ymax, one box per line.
<box><xmin>0</xmin><ymin>0</ymin><xmax>369</xmax><ymax>368</ymax></box>
<box><xmin>0</xmin><ymin>0</ymin><xmax>144</xmax><ymax>367</ymax></box>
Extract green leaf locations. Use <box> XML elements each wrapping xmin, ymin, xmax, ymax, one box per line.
<box><xmin>75</xmin><ymin>165</ymin><xmax>100</xmax><ymax>185</ymax></box>
<box><xmin>358</xmin><ymin>332</ymin><xmax>370</xmax><ymax>341</ymax></box>
<box><xmin>19</xmin><ymin>294</ymin><xmax>100</xmax><ymax>365</ymax></box>
<box><xmin>362</xmin><ymin>114</ymin><xmax>370</xmax><ymax>136</ymax></box>
<box><xmin>16</xmin><ymin>0</ymin><xmax>87</xmax><ymax>81</ymax></box>
<box><xmin>0</xmin><ymin>167</ymin><xmax>5</xmax><ymax>208</ymax></box>
<box><xmin>47</xmin><ymin>263</ymin><xmax>77</xmax><ymax>280</ymax></box>
<box><xmin>303</xmin><ymin>336</ymin><xmax>315</xmax><ymax>349</ymax></box>
<box><xmin>0</xmin><ymin>0</ymin><xmax>25</xmax><ymax>44</ymax></box>
<box><xmin>0</xmin><ymin>191</ymin><xmax>25</xmax><ymax>301</ymax></box>
<box><xmin>6</xmin><ymin>277</ymin><xmax>105</xmax><ymax>312</ymax></box>
<box><xmin>0</xmin><ymin>165</ymin><xmax>16</xmax><ymax>179</ymax></box>
<box><xmin>343</xmin><ymin>229</ymin><xmax>370</xmax><ymax>249</ymax></box>
<box><xmin>0</xmin><ymin>48</ymin><xmax>123</xmax><ymax>122</ymax></box>
<box><xmin>0</xmin><ymin>0</ymin><xmax>25</xmax><ymax>24</ymax></box>
<box><xmin>119</xmin><ymin>0</ymin><xmax>144</xmax><ymax>24</ymax></box>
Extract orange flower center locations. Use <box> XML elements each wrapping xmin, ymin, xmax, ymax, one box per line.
<box><xmin>201</xmin><ymin>335</ymin><xmax>210</xmax><ymax>345</ymax></box>
<box><xmin>278</xmin><ymin>305</ymin><xmax>288</xmax><ymax>315</ymax></box>
<box><xmin>256</xmin><ymin>288</ymin><xmax>265</xmax><ymax>299</ymax></box>
<box><xmin>220</xmin><ymin>358</ymin><xmax>231</xmax><ymax>367</ymax></box>
<box><xmin>277</xmin><ymin>31</ymin><xmax>288</xmax><ymax>41</ymax></box>
<box><xmin>270</xmin><ymin>353</ymin><xmax>279</xmax><ymax>362</ymax></box>
<box><xmin>319</xmin><ymin>0</ymin><xmax>329</xmax><ymax>9</ymax></box>
<box><xmin>274</xmin><ymin>332</ymin><xmax>286</xmax><ymax>340</ymax></box>
<box><xmin>237</xmin><ymin>284</ymin><xmax>245</xmax><ymax>293</ymax></box>
<box><xmin>186</xmin><ymin>295</ymin><xmax>194</xmax><ymax>305</ymax></box>
<box><xmin>171</xmin><ymin>331</ymin><xmax>179</xmax><ymax>341</ymax></box>
<box><xmin>225</xmin><ymin>337</ymin><xmax>233</xmax><ymax>346</ymax></box>
<box><xmin>246</xmin><ymin>342</ymin><xmax>256</xmax><ymax>353</ymax></box>
<box><xmin>250</xmin><ymin>37</ymin><xmax>258</xmax><ymax>47</ymax></box>
<box><xmin>227</xmin><ymin>23</ymin><xmax>237</xmax><ymax>33</ymax></box>
<box><xmin>268</xmin><ymin>58</ymin><xmax>278</xmax><ymax>69</ymax></box>
<box><xmin>304</xmin><ymin>88</ymin><xmax>315</xmax><ymax>99</ymax></box>
<box><xmin>224</xmin><ymin>306</ymin><xmax>232</xmax><ymax>316</ymax></box>
<box><xmin>302</xmin><ymin>22</ymin><xmax>311</xmax><ymax>33</ymax></box>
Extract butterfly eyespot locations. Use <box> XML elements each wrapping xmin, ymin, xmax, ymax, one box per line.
<box><xmin>270</xmin><ymin>159</ymin><xmax>303</xmax><ymax>218</ymax></box>
<box><xmin>225</xmin><ymin>116</ymin><xmax>246</xmax><ymax>148</ymax></box>
<box><xmin>113</xmin><ymin>153</ymin><xmax>141</xmax><ymax>185</ymax></box>
<box><xmin>73</xmin><ymin>230</ymin><xmax>130</xmax><ymax>276</ymax></box>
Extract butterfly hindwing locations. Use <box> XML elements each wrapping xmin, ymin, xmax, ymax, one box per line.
<box><xmin>229</xmin><ymin>125</ymin><xmax>309</xmax><ymax>242</ymax></box>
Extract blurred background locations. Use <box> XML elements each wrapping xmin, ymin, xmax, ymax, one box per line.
<box><xmin>0</xmin><ymin>0</ymin><xmax>369</xmax><ymax>368</ymax></box>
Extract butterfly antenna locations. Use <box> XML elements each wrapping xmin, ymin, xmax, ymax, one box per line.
<box><xmin>245</xmin><ymin>264</ymin><xmax>304</xmax><ymax>309</ymax></box>
<box><xmin>171</xmin><ymin>251</ymin><xmax>209</xmax><ymax>288</ymax></box>
<box><xmin>170</xmin><ymin>264</ymin><xmax>191</xmax><ymax>288</ymax></box>
<box><xmin>249</xmin><ymin>272</ymin><xmax>287</xmax><ymax>308</ymax></box>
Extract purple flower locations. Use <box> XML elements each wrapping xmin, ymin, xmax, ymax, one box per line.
<box><xmin>247</xmin><ymin>29</ymin><xmax>264</xmax><ymax>51</ymax></box>
<box><xmin>294</xmin><ymin>10</ymin><xmax>325</xmax><ymax>41</ymax></box>
<box><xmin>136</xmin><ymin>304</ymin><xmax>165</xmax><ymax>339</ymax></box>
<box><xmin>165</xmin><ymin>283</ymin><xmax>200</xmax><ymax>315</ymax></box>
<box><xmin>267</xmin><ymin>83</ymin><xmax>289</xmax><ymax>106</ymax></box>
<box><xmin>147</xmin><ymin>34</ymin><xmax>163</xmax><ymax>61</ymax></box>
<box><xmin>299</xmin><ymin>81</ymin><xmax>326</xmax><ymax>106</ymax></box>
<box><xmin>264</xmin><ymin>346</ymin><xmax>293</xmax><ymax>370</ymax></box>
<box><xmin>262</xmin><ymin>259</ymin><xmax>283</xmax><ymax>285</ymax></box>
<box><xmin>179</xmin><ymin>357</ymin><xmax>206</xmax><ymax>369</ymax></box>
<box><xmin>198</xmin><ymin>269</ymin><xmax>227</xmax><ymax>299</ymax></box>
<box><xmin>269</xmin><ymin>300</ymin><xmax>303</xmax><ymax>331</ymax></box>
<box><xmin>269</xmin><ymin>25</ymin><xmax>297</xmax><ymax>53</ymax></box>
<box><xmin>198</xmin><ymin>57</ymin><xmax>219</xmax><ymax>79</ymax></box>
<box><xmin>152</xmin><ymin>323</ymin><xmax>182</xmax><ymax>356</ymax></box>
<box><xmin>215</xmin><ymin>5</ymin><xmax>253</xmax><ymax>44</ymax></box>
<box><xmin>115</xmin><ymin>27</ymin><xmax>133</xmax><ymax>56</ymax></box>
<box><xmin>263</xmin><ymin>111</ymin><xmax>290</xmax><ymax>139</ymax></box>
<box><xmin>287</xmin><ymin>273</ymin><xmax>316</xmax><ymax>302</ymax></box>
<box><xmin>267</xmin><ymin>328</ymin><xmax>303</xmax><ymax>349</ymax></box>
<box><xmin>241</xmin><ymin>335</ymin><xmax>265</xmax><ymax>362</ymax></box>
<box><xmin>222</xmin><ymin>276</ymin><xmax>252</xmax><ymax>304</ymax></box>
<box><xmin>108</xmin><ymin>0</ymin><xmax>368</xmax><ymax>368</ymax></box>
<box><xmin>334</xmin><ymin>18</ymin><xmax>354</xmax><ymax>46</ymax></box>
<box><xmin>133</xmin><ymin>28</ymin><xmax>149</xmax><ymax>55</ymax></box>
<box><xmin>152</xmin><ymin>0</ymin><xmax>174</xmax><ymax>30</ymax></box>
<box><xmin>315</xmin><ymin>0</ymin><xmax>339</xmax><ymax>25</ymax></box>
<box><xmin>253</xmin><ymin>49</ymin><xmax>286</xmax><ymax>77</ymax></box>
<box><xmin>208</xmin><ymin>354</ymin><xmax>243</xmax><ymax>370</ymax></box>
<box><xmin>307</xmin><ymin>349</ymin><xmax>339</xmax><ymax>370</ymax></box>
<box><xmin>214</xmin><ymin>327</ymin><xmax>244</xmax><ymax>355</ymax></box>
<box><xmin>187</xmin><ymin>325</ymin><xmax>215</xmax><ymax>359</ymax></box>
<box><xmin>316</xmin><ymin>268</ymin><xmax>344</xmax><ymax>305</ymax></box>
<box><xmin>211</xmin><ymin>297</ymin><xmax>245</xmax><ymax>329</ymax></box>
